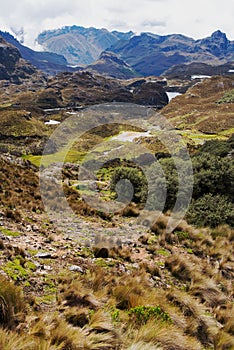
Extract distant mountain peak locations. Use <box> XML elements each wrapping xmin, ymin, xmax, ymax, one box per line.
<box><xmin>211</xmin><ymin>29</ymin><xmax>227</xmax><ymax>39</ymax></box>
<box><xmin>85</xmin><ymin>50</ymin><xmax>138</xmax><ymax>79</ymax></box>
<box><xmin>37</xmin><ymin>27</ymin><xmax>138</xmax><ymax>65</ymax></box>
<box><xmin>99</xmin><ymin>51</ymin><xmax>129</xmax><ymax>65</ymax></box>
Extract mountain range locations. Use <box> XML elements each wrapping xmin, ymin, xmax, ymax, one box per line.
<box><xmin>108</xmin><ymin>30</ymin><xmax>234</xmax><ymax>76</ymax></box>
<box><xmin>36</xmin><ymin>27</ymin><xmax>234</xmax><ymax>76</ymax></box>
<box><xmin>1</xmin><ymin>26</ymin><xmax>234</xmax><ymax>79</ymax></box>
<box><xmin>37</xmin><ymin>26</ymin><xmax>134</xmax><ymax>65</ymax></box>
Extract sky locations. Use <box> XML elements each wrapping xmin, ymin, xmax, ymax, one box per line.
<box><xmin>1</xmin><ymin>0</ymin><xmax>234</xmax><ymax>49</ymax></box>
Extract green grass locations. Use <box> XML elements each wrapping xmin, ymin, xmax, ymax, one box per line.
<box><xmin>178</xmin><ymin>130</ymin><xmax>227</xmax><ymax>144</ymax></box>
<box><xmin>3</xmin><ymin>257</ymin><xmax>36</xmax><ymax>281</ymax></box>
<box><xmin>35</xmin><ymin>294</ymin><xmax>57</xmax><ymax>305</ymax></box>
<box><xmin>157</xmin><ymin>249</ymin><xmax>170</xmax><ymax>257</ymax></box>
<box><xmin>23</xmin><ymin>147</ymin><xmax>85</xmax><ymax>167</ymax></box>
<box><xmin>174</xmin><ymin>231</ymin><xmax>190</xmax><ymax>241</ymax></box>
<box><xmin>128</xmin><ymin>305</ymin><xmax>172</xmax><ymax>324</ymax></box>
<box><xmin>1</xmin><ymin>228</ymin><xmax>21</xmax><ymax>237</ymax></box>
<box><xmin>218</xmin><ymin>127</ymin><xmax>234</xmax><ymax>136</ymax></box>
<box><xmin>217</xmin><ymin>89</ymin><xmax>234</xmax><ymax>104</ymax></box>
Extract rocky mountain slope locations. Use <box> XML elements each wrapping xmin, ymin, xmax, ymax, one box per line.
<box><xmin>164</xmin><ymin>62</ymin><xmax>234</xmax><ymax>79</ymax></box>
<box><xmin>109</xmin><ymin>30</ymin><xmax>234</xmax><ymax>76</ymax></box>
<box><xmin>85</xmin><ymin>51</ymin><xmax>139</xmax><ymax>79</ymax></box>
<box><xmin>4</xmin><ymin>28</ymin><xmax>234</xmax><ymax>80</ymax></box>
<box><xmin>0</xmin><ymin>36</ymin><xmax>45</xmax><ymax>83</ymax></box>
<box><xmin>0</xmin><ymin>31</ymin><xmax>73</xmax><ymax>75</ymax></box>
<box><xmin>37</xmin><ymin>26</ymin><xmax>134</xmax><ymax>65</ymax></box>
<box><xmin>0</xmin><ymin>31</ymin><xmax>139</xmax><ymax>79</ymax></box>
<box><xmin>161</xmin><ymin>75</ymin><xmax>234</xmax><ymax>135</ymax></box>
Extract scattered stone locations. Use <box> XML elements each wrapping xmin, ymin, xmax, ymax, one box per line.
<box><xmin>35</xmin><ymin>252</ymin><xmax>51</xmax><ymax>259</ymax></box>
<box><xmin>68</xmin><ymin>265</ymin><xmax>84</xmax><ymax>273</ymax></box>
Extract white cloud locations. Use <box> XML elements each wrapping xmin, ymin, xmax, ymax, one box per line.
<box><xmin>0</xmin><ymin>0</ymin><xmax>234</xmax><ymax>49</ymax></box>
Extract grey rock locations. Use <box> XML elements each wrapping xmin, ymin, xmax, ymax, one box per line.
<box><xmin>35</xmin><ymin>252</ymin><xmax>51</xmax><ymax>259</ymax></box>
<box><xmin>68</xmin><ymin>265</ymin><xmax>84</xmax><ymax>273</ymax></box>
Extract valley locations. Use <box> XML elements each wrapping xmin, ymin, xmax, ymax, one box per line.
<box><xmin>0</xmin><ymin>27</ymin><xmax>233</xmax><ymax>350</ymax></box>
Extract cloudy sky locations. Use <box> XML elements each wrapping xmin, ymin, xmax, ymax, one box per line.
<box><xmin>1</xmin><ymin>0</ymin><xmax>234</xmax><ymax>48</ymax></box>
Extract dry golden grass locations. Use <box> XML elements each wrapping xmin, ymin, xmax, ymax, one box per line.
<box><xmin>0</xmin><ymin>276</ymin><xmax>25</xmax><ymax>329</ymax></box>
<box><xmin>129</xmin><ymin>320</ymin><xmax>202</xmax><ymax>350</ymax></box>
<box><xmin>214</xmin><ymin>330</ymin><xmax>234</xmax><ymax>350</ymax></box>
<box><xmin>127</xmin><ymin>342</ymin><xmax>162</xmax><ymax>350</ymax></box>
<box><xmin>162</xmin><ymin>76</ymin><xmax>234</xmax><ymax>134</ymax></box>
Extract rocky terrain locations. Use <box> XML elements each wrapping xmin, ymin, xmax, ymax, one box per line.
<box><xmin>0</xmin><ymin>37</ymin><xmax>44</xmax><ymax>83</ymax></box>
<box><xmin>0</xmin><ymin>30</ymin><xmax>233</xmax><ymax>350</ymax></box>
<box><xmin>0</xmin><ymin>31</ymin><xmax>72</xmax><ymax>75</ymax></box>
<box><xmin>161</xmin><ymin>76</ymin><xmax>234</xmax><ymax>135</ymax></box>
<box><xmin>164</xmin><ymin>62</ymin><xmax>234</xmax><ymax>80</ymax></box>
<box><xmin>0</xmin><ymin>60</ymin><xmax>168</xmax><ymax>156</ymax></box>
<box><xmin>85</xmin><ymin>51</ymin><xmax>139</xmax><ymax>79</ymax></box>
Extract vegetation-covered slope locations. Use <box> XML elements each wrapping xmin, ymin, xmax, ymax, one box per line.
<box><xmin>162</xmin><ymin>76</ymin><xmax>234</xmax><ymax>135</ymax></box>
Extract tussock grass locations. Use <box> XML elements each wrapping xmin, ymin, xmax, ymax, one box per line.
<box><xmin>0</xmin><ymin>276</ymin><xmax>25</xmax><ymax>329</ymax></box>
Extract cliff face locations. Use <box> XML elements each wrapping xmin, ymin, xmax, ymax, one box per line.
<box><xmin>0</xmin><ymin>36</ymin><xmax>42</xmax><ymax>83</ymax></box>
<box><xmin>0</xmin><ymin>31</ymin><xmax>72</xmax><ymax>76</ymax></box>
<box><xmin>0</xmin><ymin>37</ymin><xmax>21</xmax><ymax>80</ymax></box>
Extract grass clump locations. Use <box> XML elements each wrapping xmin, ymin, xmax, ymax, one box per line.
<box><xmin>0</xmin><ymin>276</ymin><xmax>25</xmax><ymax>329</ymax></box>
<box><xmin>0</xmin><ymin>228</ymin><xmax>21</xmax><ymax>237</ymax></box>
<box><xmin>128</xmin><ymin>306</ymin><xmax>172</xmax><ymax>325</ymax></box>
<box><xmin>3</xmin><ymin>257</ymin><xmax>36</xmax><ymax>281</ymax></box>
<box><xmin>217</xmin><ymin>89</ymin><xmax>234</xmax><ymax>104</ymax></box>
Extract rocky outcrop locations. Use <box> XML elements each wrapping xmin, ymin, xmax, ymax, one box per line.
<box><xmin>0</xmin><ymin>36</ymin><xmax>44</xmax><ymax>83</ymax></box>
<box><xmin>0</xmin><ymin>31</ymin><xmax>73</xmax><ymax>76</ymax></box>
<box><xmin>132</xmin><ymin>81</ymin><xmax>169</xmax><ymax>106</ymax></box>
<box><xmin>195</xmin><ymin>30</ymin><xmax>229</xmax><ymax>57</ymax></box>
<box><xmin>45</xmin><ymin>71</ymin><xmax>168</xmax><ymax>108</ymax></box>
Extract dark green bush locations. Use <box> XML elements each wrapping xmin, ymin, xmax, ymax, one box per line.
<box><xmin>198</xmin><ymin>139</ymin><xmax>232</xmax><ymax>157</ymax></box>
<box><xmin>186</xmin><ymin>194</ymin><xmax>234</xmax><ymax>228</ymax></box>
<box><xmin>110</xmin><ymin>166</ymin><xmax>148</xmax><ymax>204</ymax></box>
<box><xmin>192</xmin><ymin>154</ymin><xmax>234</xmax><ymax>201</ymax></box>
